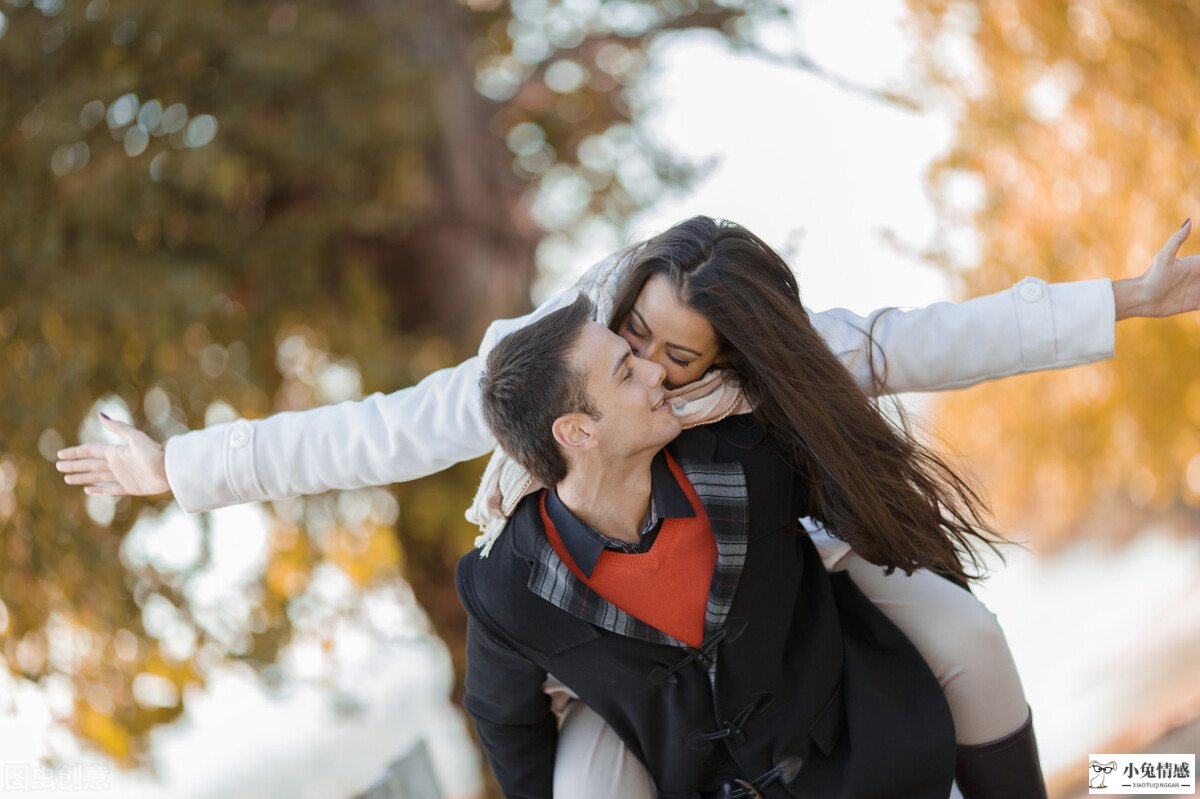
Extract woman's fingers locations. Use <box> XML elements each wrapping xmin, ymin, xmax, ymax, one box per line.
<box><xmin>64</xmin><ymin>471</ymin><xmax>117</xmax><ymax>485</ymax></box>
<box><xmin>1160</xmin><ymin>218</ymin><xmax>1192</xmax><ymax>262</ymax></box>
<box><xmin>56</xmin><ymin>443</ymin><xmax>109</xmax><ymax>461</ymax></box>
<box><xmin>97</xmin><ymin>414</ymin><xmax>136</xmax><ymax>441</ymax></box>
<box><xmin>55</xmin><ymin>415</ymin><xmax>171</xmax><ymax>498</ymax></box>
<box><xmin>84</xmin><ymin>483</ymin><xmax>128</xmax><ymax>496</ymax></box>
<box><xmin>56</xmin><ymin>456</ymin><xmax>110</xmax><ymax>474</ymax></box>
<box><xmin>56</xmin><ymin>416</ymin><xmax>140</xmax><ymax>466</ymax></box>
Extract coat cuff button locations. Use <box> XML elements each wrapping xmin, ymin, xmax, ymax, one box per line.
<box><xmin>229</xmin><ymin>425</ymin><xmax>250</xmax><ymax>448</ymax></box>
<box><xmin>1018</xmin><ymin>281</ymin><xmax>1045</xmax><ymax>302</ymax></box>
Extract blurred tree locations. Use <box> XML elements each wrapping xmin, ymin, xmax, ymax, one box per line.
<box><xmin>902</xmin><ymin>0</ymin><xmax>1200</xmax><ymax>549</ymax></box>
<box><xmin>2</xmin><ymin>0</ymin><xmax>904</xmax><ymax>774</ymax></box>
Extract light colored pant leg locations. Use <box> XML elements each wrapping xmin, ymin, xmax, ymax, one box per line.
<box><xmin>545</xmin><ymin>674</ymin><xmax>658</xmax><ymax>798</ymax></box>
<box><xmin>827</xmin><ymin>549</ymin><xmax>1030</xmax><ymax>745</ymax></box>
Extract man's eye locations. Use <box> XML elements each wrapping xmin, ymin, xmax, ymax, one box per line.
<box><xmin>623</xmin><ymin>366</ymin><xmax>634</xmax><ymax>382</ymax></box>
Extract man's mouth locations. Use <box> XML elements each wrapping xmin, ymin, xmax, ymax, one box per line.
<box><xmin>651</xmin><ymin>396</ymin><xmax>669</xmax><ymax>412</ymax></box>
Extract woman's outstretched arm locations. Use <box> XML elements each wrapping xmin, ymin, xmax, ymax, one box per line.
<box><xmin>163</xmin><ymin>353</ymin><xmax>498</xmax><ymax>514</ymax></box>
<box><xmin>56</xmin><ymin>222</ymin><xmax>1196</xmax><ymax>511</ymax></box>
<box><xmin>55</xmin><ymin>356</ymin><xmax>500</xmax><ymax>515</ymax></box>
<box><xmin>55</xmin><ymin>258</ymin><xmax>605</xmax><ymax>514</ymax></box>
<box><xmin>811</xmin><ymin>275</ymin><xmax>1116</xmax><ymax>394</ymax></box>
<box><xmin>812</xmin><ymin>221</ymin><xmax>1196</xmax><ymax>394</ymax></box>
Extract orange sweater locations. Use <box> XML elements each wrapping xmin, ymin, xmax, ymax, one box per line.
<box><xmin>539</xmin><ymin>454</ymin><xmax>716</xmax><ymax>647</ymax></box>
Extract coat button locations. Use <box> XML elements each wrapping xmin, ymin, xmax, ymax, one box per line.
<box><xmin>1019</xmin><ymin>281</ymin><xmax>1044</xmax><ymax>302</ymax></box>
<box><xmin>732</xmin><ymin>779</ymin><xmax>764</xmax><ymax>799</ymax></box>
<box><xmin>230</xmin><ymin>426</ymin><xmax>249</xmax><ymax>448</ymax></box>
<box><xmin>722</xmin><ymin>720</ymin><xmax>748</xmax><ymax>745</ymax></box>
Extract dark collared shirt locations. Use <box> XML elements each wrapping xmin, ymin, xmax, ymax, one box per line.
<box><xmin>544</xmin><ymin>450</ymin><xmax>696</xmax><ymax>578</ymax></box>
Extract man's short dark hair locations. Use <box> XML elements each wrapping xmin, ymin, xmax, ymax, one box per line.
<box><xmin>479</xmin><ymin>294</ymin><xmax>601</xmax><ymax>487</ymax></box>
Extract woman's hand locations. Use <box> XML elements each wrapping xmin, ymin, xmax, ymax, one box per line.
<box><xmin>55</xmin><ymin>412</ymin><xmax>172</xmax><ymax>497</ymax></box>
<box><xmin>1114</xmin><ymin>218</ymin><xmax>1200</xmax><ymax>320</ymax></box>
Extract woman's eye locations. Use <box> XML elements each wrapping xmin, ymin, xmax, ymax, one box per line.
<box><xmin>623</xmin><ymin>322</ymin><xmax>644</xmax><ymax>339</ymax></box>
<box><xmin>668</xmin><ymin>355</ymin><xmax>692</xmax><ymax>368</ymax></box>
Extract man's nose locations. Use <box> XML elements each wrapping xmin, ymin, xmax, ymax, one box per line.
<box><xmin>640</xmin><ymin>356</ymin><xmax>666</xmax><ymax>388</ymax></box>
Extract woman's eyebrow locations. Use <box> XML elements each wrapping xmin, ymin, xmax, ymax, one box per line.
<box><xmin>631</xmin><ymin>308</ymin><xmax>704</xmax><ymax>357</ymax></box>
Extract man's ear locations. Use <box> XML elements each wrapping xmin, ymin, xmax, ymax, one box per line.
<box><xmin>553</xmin><ymin>413</ymin><xmax>597</xmax><ymax>453</ymax></box>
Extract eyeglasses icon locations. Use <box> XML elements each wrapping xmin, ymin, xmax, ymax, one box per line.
<box><xmin>1091</xmin><ymin>762</ymin><xmax>1116</xmax><ymax>774</ymax></box>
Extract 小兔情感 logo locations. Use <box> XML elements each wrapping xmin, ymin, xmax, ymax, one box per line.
<box><xmin>1088</xmin><ymin>753</ymin><xmax>1194</xmax><ymax>795</ymax></box>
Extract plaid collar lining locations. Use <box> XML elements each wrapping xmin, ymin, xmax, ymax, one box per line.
<box><xmin>527</xmin><ymin>454</ymin><xmax>748</xmax><ymax>646</ymax></box>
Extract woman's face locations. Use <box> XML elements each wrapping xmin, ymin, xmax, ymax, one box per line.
<box><xmin>617</xmin><ymin>273</ymin><xmax>722</xmax><ymax>389</ymax></box>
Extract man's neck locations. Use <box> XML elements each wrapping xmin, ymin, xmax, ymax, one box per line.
<box><xmin>555</xmin><ymin>452</ymin><xmax>656</xmax><ymax>545</ymax></box>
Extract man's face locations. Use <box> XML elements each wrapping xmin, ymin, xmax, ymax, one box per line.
<box><xmin>567</xmin><ymin>321</ymin><xmax>682</xmax><ymax>459</ymax></box>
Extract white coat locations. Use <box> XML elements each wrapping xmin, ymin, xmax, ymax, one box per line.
<box><xmin>163</xmin><ymin>251</ymin><xmax>1115</xmax><ymax>516</ymax></box>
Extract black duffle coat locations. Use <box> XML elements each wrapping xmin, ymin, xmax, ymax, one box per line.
<box><xmin>456</xmin><ymin>415</ymin><xmax>958</xmax><ymax>798</ymax></box>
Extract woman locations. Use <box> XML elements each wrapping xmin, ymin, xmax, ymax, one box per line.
<box><xmin>58</xmin><ymin>216</ymin><xmax>1197</xmax><ymax>797</ymax></box>
<box><xmin>512</xmin><ymin>216</ymin><xmax>1037</xmax><ymax>798</ymax></box>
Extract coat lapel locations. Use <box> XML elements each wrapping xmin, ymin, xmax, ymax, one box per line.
<box><xmin>674</xmin><ymin>457</ymin><xmax>748</xmax><ymax>640</ymax></box>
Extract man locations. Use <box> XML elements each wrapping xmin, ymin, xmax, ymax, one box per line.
<box><xmin>456</xmin><ymin>294</ymin><xmax>957</xmax><ymax>798</ymax></box>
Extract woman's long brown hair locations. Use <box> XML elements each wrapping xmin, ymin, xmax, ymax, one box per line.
<box><xmin>609</xmin><ymin>216</ymin><xmax>1007</xmax><ymax>583</ymax></box>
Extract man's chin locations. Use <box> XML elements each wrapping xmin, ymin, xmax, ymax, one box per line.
<box><xmin>658</xmin><ymin>417</ymin><xmax>683</xmax><ymax>444</ymax></box>
<box><xmin>632</xmin><ymin>416</ymin><xmax>682</xmax><ymax>453</ymax></box>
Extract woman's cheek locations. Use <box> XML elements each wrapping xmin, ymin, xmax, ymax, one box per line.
<box><xmin>664</xmin><ymin>363</ymin><xmax>697</xmax><ymax>390</ymax></box>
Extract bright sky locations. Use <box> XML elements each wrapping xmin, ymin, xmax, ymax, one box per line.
<box><xmin>534</xmin><ymin>0</ymin><xmax>962</xmax><ymax>317</ymax></box>
<box><xmin>5</xmin><ymin>1</ymin><xmax>1195</xmax><ymax>796</ymax></box>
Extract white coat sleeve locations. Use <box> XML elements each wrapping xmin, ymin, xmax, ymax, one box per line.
<box><xmin>809</xmin><ymin>276</ymin><xmax>1116</xmax><ymax>395</ymax></box>
<box><xmin>163</xmin><ymin>355</ymin><xmax>500</xmax><ymax>515</ymax></box>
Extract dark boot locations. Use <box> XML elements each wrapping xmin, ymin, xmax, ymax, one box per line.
<box><xmin>954</xmin><ymin>705</ymin><xmax>1048</xmax><ymax>799</ymax></box>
